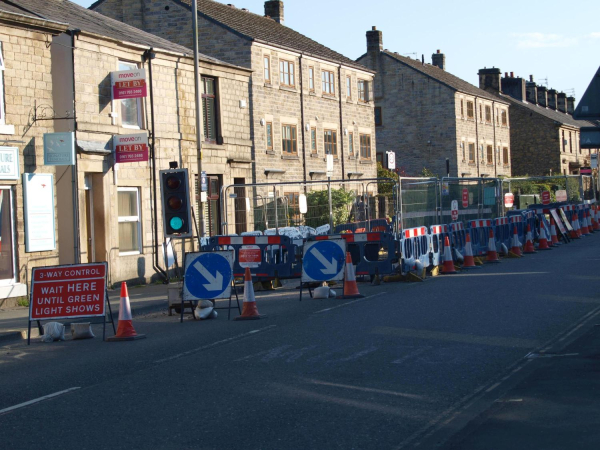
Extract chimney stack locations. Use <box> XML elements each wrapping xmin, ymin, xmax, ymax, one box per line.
<box><xmin>537</xmin><ymin>86</ymin><xmax>548</xmax><ymax>107</ymax></box>
<box><xmin>366</xmin><ymin>26</ymin><xmax>383</xmax><ymax>53</ymax></box>
<box><xmin>264</xmin><ymin>1</ymin><xmax>284</xmax><ymax>24</ymax></box>
<box><xmin>547</xmin><ymin>89</ymin><xmax>558</xmax><ymax>110</ymax></box>
<box><xmin>431</xmin><ymin>50</ymin><xmax>445</xmax><ymax>70</ymax></box>
<box><xmin>478</xmin><ymin>67</ymin><xmax>501</xmax><ymax>93</ymax></box>
<box><xmin>567</xmin><ymin>96</ymin><xmax>575</xmax><ymax>115</ymax></box>
<box><xmin>502</xmin><ymin>73</ymin><xmax>526</xmax><ymax>101</ymax></box>
<box><xmin>557</xmin><ymin>92</ymin><xmax>568</xmax><ymax>113</ymax></box>
<box><xmin>526</xmin><ymin>78</ymin><xmax>538</xmax><ymax>104</ymax></box>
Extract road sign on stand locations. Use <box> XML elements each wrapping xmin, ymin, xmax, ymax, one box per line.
<box><xmin>541</xmin><ymin>191</ymin><xmax>551</xmax><ymax>205</ymax></box>
<box><xmin>326</xmin><ymin>154</ymin><xmax>334</xmax><ymax>178</ymax></box>
<box><xmin>462</xmin><ymin>188</ymin><xmax>469</xmax><ymax>208</ymax></box>
<box><xmin>239</xmin><ymin>245</ymin><xmax>261</xmax><ymax>269</ymax></box>
<box><xmin>184</xmin><ymin>252</ymin><xmax>233</xmax><ymax>301</ymax></box>
<box><xmin>451</xmin><ymin>200</ymin><xmax>459</xmax><ymax>221</ymax></box>
<box><xmin>302</xmin><ymin>240</ymin><xmax>346</xmax><ymax>283</ymax></box>
<box><xmin>504</xmin><ymin>193</ymin><xmax>514</xmax><ymax>208</ymax></box>
<box><xmin>387</xmin><ymin>151</ymin><xmax>396</xmax><ymax>170</ymax></box>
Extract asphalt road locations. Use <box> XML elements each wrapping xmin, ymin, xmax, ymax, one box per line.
<box><xmin>1</xmin><ymin>236</ymin><xmax>599</xmax><ymax>449</ymax></box>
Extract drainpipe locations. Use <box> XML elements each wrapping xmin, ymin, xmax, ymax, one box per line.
<box><xmin>145</xmin><ymin>48</ymin><xmax>168</xmax><ymax>282</ymax></box>
<box><xmin>70</xmin><ymin>29</ymin><xmax>81</xmax><ymax>264</ymax></box>
<box><xmin>492</xmin><ymin>101</ymin><xmax>497</xmax><ymax>177</ymax></box>
<box><xmin>299</xmin><ymin>54</ymin><xmax>307</xmax><ymax>183</ymax></box>
<box><xmin>338</xmin><ymin>64</ymin><xmax>345</xmax><ymax>179</ymax></box>
<box><xmin>475</xmin><ymin>96</ymin><xmax>480</xmax><ymax>177</ymax></box>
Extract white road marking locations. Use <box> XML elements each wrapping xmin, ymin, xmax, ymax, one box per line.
<box><xmin>0</xmin><ymin>387</ymin><xmax>80</xmax><ymax>416</ymax></box>
<box><xmin>309</xmin><ymin>379</ymin><xmax>428</xmax><ymax>400</ymax></box>
<box><xmin>313</xmin><ymin>292</ymin><xmax>387</xmax><ymax>314</ymax></box>
<box><xmin>337</xmin><ymin>346</ymin><xmax>378</xmax><ymax>362</ymax></box>
<box><xmin>392</xmin><ymin>347</ymin><xmax>431</xmax><ymax>365</ymax></box>
<box><xmin>154</xmin><ymin>325</ymin><xmax>276</xmax><ymax>363</ymax></box>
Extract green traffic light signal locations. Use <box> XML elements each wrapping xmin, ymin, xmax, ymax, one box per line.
<box><xmin>160</xmin><ymin>169</ymin><xmax>192</xmax><ymax>238</ymax></box>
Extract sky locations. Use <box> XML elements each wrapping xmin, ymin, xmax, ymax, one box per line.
<box><xmin>73</xmin><ymin>0</ymin><xmax>600</xmax><ymax>104</ymax></box>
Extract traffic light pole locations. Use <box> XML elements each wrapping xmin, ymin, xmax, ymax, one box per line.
<box><xmin>192</xmin><ymin>0</ymin><xmax>205</xmax><ymax>238</ymax></box>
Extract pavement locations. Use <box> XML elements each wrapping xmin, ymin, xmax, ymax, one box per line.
<box><xmin>1</xmin><ymin>250</ymin><xmax>600</xmax><ymax>448</ymax></box>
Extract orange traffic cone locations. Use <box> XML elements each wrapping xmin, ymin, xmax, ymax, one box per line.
<box><xmin>462</xmin><ymin>233</ymin><xmax>477</xmax><ymax>269</ymax></box>
<box><xmin>486</xmin><ymin>228</ymin><xmax>500</xmax><ymax>263</ymax></box>
<box><xmin>441</xmin><ymin>236</ymin><xmax>457</xmax><ymax>274</ymax></box>
<box><xmin>523</xmin><ymin>224</ymin><xmax>536</xmax><ymax>253</ymax></box>
<box><xmin>235</xmin><ymin>268</ymin><xmax>262</xmax><ymax>320</ymax></box>
<box><xmin>537</xmin><ymin>222</ymin><xmax>551</xmax><ymax>250</ymax></box>
<box><xmin>338</xmin><ymin>252</ymin><xmax>365</xmax><ymax>298</ymax></box>
<box><xmin>587</xmin><ymin>209</ymin><xmax>595</xmax><ymax>233</ymax></box>
<box><xmin>107</xmin><ymin>282</ymin><xmax>146</xmax><ymax>341</ymax></box>
<box><xmin>570</xmin><ymin>212</ymin><xmax>581</xmax><ymax>239</ymax></box>
<box><xmin>509</xmin><ymin>226</ymin><xmax>522</xmax><ymax>256</ymax></box>
<box><xmin>580</xmin><ymin>210</ymin><xmax>591</xmax><ymax>235</ymax></box>
<box><xmin>593</xmin><ymin>206</ymin><xmax>600</xmax><ymax>231</ymax></box>
<box><xmin>549</xmin><ymin>217</ymin><xmax>560</xmax><ymax>246</ymax></box>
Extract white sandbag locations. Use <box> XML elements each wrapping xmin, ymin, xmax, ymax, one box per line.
<box><xmin>40</xmin><ymin>322</ymin><xmax>66</xmax><ymax>342</ymax></box>
<box><xmin>195</xmin><ymin>299</ymin><xmax>216</xmax><ymax>319</ymax></box>
<box><xmin>70</xmin><ymin>323</ymin><xmax>95</xmax><ymax>340</ymax></box>
<box><xmin>313</xmin><ymin>286</ymin><xmax>330</xmax><ymax>299</ymax></box>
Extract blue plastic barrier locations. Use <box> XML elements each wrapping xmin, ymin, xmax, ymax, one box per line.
<box><xmin>467</xmin><ymin>219</ymin><xmax>493</xmax><ymax>256</ymax></box>
<box><xmin>400</xmin><ymin>226</ymin><xmax>431</xmax><ymax>273</ymax></box>
<box><xmin>449</xmin><ymin>222</ymin><xmax>467</xmax><ymax>256</ymax></box>
<box><xmin>429</xmin><ymin>224</ymin><xmax>451</xmax><ymax>266</ymax></box>
<box><xmin>508</xmin><ymin>212</ymin><xmax>525</xmax><ymax>244</ymax></box>
<box><xmin>493</xmin><ymin>217</ymin><xmax>511</xmax><ymax>250</ymax></box>
<box><xmin>201</xmin><ymin>235</ymin><xmax>299</xmax><ymax>280</ymax></box>
<box><xmin>312</xmin><ymin>232</ymin><xmax>396</xmax><ymax>277</ymax></box>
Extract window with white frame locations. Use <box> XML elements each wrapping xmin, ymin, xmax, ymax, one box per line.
<box><xmin>279</xmin><ymin>59</ymin><xmax>295</xmax><ymax>87</ymax></box>
<box><xmin>358</xmin><ymin>80</ymin><xmax>369</xmax><ymax>102</ymax></box>
<box><xmin>118</xmin><ymin>187</ymin><xmax>141</xmax><ymax>254</ymax></box>
<box><xmin>264</xmin><ymin>55</ymin><xmax>271</xmax><ymax>83</ymax></box>
<box><xmin>118</xmin><ymin>61</ymin><xmax>143</xmax><ymax>128</ymax></box>
<box><xmin>308</xmin><ymin>66</ymin><xmax>315</xmax><ymax>92</ymax></box>
<box><xmin>346</xmin><ymin>76</ymin><xmax>351</xmax><ymax>99</ymax></box>
<box><xmin>322</xmin><ymin>70</ymin><xmax>335</xmax><ymax>95</ymax></box>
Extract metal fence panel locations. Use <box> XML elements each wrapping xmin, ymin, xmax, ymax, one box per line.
<box><xmin>397</xmin><ymin>177</ymin><xmax>439</xmax><ymax>231</ymax></box>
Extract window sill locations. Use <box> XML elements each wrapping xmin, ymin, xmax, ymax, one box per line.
<box><xmin>119</xmin><ymin>251</ymin><xmax>142</xmax><ymax>257</ymax></box>
<box><xmin>349</xmin><ymin>156</ymin><xmax>357</xmax><ymax>160</ymax></box>
<box><xmin>0</xmin><ymin>124</ymin><xmax>15</xmax><ymax>135</ymax></box>
<box><xmin>265</xmin><ymin>150</ymin><xmax>275</xmax><ymax>155</ymax></box>
<box><xmin>359</xmin><ymin>159</ymin><xmax>373</xmax><ymax>164</ymax></box>
<box><xmin>279</xmin><ymin>85</ymin><xmax>297</xmax><ymax>93</ymax></box>
<box><xmin>323</xmin><ymin>157</ymin><xmax>339</xmax><ymax>161</ymax></box>
<box><xmin>468</xmin><ymin>162</ymin><xmax>476</xmax><ymax>166</ymax></box>
<box><xmin>321</xmin><ymin>94</ymin><xmax>338</xmax><ymax>101</ymax></box>
<box><xmin>282</xmin><ymin>154</ymin><xmax>299</xmax><ymax>160</ymax></box>
<box><xmin>357</xmin><ymin>101</ymin><xmax>373</xmax><ymax>107</ymax></box>
<box><xmin>264</xmin><ymin>82</ymin><xmax>273</xmax><ymax>88</ymax></box>
<box><xmin>309</xmin><ymin>153</ymin><xmax>320</xmax><ymax>158</ymax></box>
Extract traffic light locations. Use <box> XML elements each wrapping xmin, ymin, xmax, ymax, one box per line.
<box><xmin>159</xmin><ymin>168</ymin><xmax>192</xmax><ymax>238</ymax></box>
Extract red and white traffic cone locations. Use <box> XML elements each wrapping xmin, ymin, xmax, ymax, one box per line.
<box><xmin>338</xmin><ymin>252</ymin><xmax>364</xmax><ymax>298</ymax></box>
<box><xmin>486</xmin><ymin>228</ymin><xmax>500</xmax><ymax>263</ymax></box>
<box><xmin>570</xmin><ymin>212</ymin><xmax>581</xmax><ymax>239</ymax></box>
<box><xmin>549</xmin><ymin>217</ymin><xmax>560</xmax><ymax>246</ymax></box>
<box><xmin>580</xmin><ymin>210</ymin><xmax>591</xmax><ymax>235</ymax></box>
<box><xmin>235</xmin><ymin>268</ymin><xmax>262</xmax><ymax>320</ymax></box>
<box><xmin>523</xmin><ymin>224</ymin><xmax>536</xmax><ymax>253</ymax></box>
<box><xmin>537</xmin><ymin>222</ymin><xmax>551</xmax><ymax>250</ymax></box>
<box><xmin>107</xmin><ymin>282</ymin><xmax>146</xmax><ymax>341</ymax></box>
<box><xmin>509</xmin><ymin>226</ymin><xmax>522</xmax><ymax>256</ymax></box>
<box><xmin>586</xmin><ymin>210</ymin><xmax>594</xmax><ymax>233</ymax></box>
<box><xmin>441</xmin><ymin>236</ymin><xmax>457</xmax><ymax>274</ymax></box>
<box><xmin>593</xmin><ymin>206</ymin><xmax>600</xmax><ymax>231</ymax></box>
<box><xmin>462</xmin><ymin>233</ymin><xmax>477</xmax><ymax>269</ymax></box>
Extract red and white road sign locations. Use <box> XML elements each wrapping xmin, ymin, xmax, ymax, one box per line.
<box><xmin>541</xmin><ymin>191</ymin><xmax>551</xmax><ymax>205</ymax></box>
<box><xmin>30</xmin><ymin>263</ymin><xmax>107</xmax><ymax>320</ymax></box>
<box><xmin>504</xmin><ymin>192</ymin><xmax>514</xmax><ymax>208</ymax></box>
<box><xmin>239</xmin><ymin>245</ymin><xmax>262</xmax><ymax>268</ymax></box>
<box><xmin>451</xmin><ymin>200</ymin><xmax>459</xmax><ymax>221</ymax></box>
<box><xmin>462</xmin><ymin>188</ymin><xmax>469</xmax><ymax>208</ymax></box>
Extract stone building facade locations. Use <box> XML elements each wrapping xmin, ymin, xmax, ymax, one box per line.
<box><xmin>0</xmin><ymin>0</ymin><xmax>252</xmax><ymax>298</ymax></box>
<box><xmin>479</xmin><ymin>69</ymin><xmax>597</xmax><ymax>176</ymax></box>
<box><xmin>90</xmin><ymin>0</ymin><xmax>379</xmax><ymax>227</ymax></box>
<box><xmin>357</xmin><ymin>28</ymin><xmax>512</xmax><ymax>178</ymax></box>
<box><xmin>0</xmin><ymin>10</ymin><xmax>67</xmax><ymax>304</ymax></box>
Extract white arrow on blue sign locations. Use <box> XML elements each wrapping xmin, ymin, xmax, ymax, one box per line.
<box><xmin>302</xmin><ymin>239</ymin><xmax>346</xmax><ymax>283</ymax></box>
<box><xmin>183</xmin><ymin>251</ymin><xmax>233</xmax><ymax>301</ymax></box>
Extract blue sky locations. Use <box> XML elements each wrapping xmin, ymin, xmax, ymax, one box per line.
<box><xmin>74</xmin><ymin>0</ymin><xmax>600</xmax><ymax>104</ymax></box>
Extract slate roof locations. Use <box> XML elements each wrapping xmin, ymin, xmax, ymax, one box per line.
<box><xmin>373</xmin><ymin>50</ymin><xmax>508</xmax><ymax>104</ymax></box>
<box><xmin>0</xmin><ymin>0</ymin><xmax>244</xmax><ymax>69</ymax></box>
<box><xmin>93</xmin><ymin>0</ymin><xmax>372</xmax><ymax>72</ymax></box>
<box><xmin>500</xmin><ymin>94</ymin><xmax>597</xmax><ymax>129</ymax></box>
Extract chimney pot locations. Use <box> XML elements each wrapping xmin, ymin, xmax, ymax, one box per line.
<box><xmin>510</xmin><ymin>72</ymin><xmax>514</xmax><ymax>78</ymax></box>
<box><xmin>372</xmin><ymin>26</ymin><xmax>377</xmax><ymax>30</ymax></box>
<box><xmin>436</xmin><ymin>49</ymin><xmax>440</xmax><ymax>54</ymax></box>
<box><xmin>366</xmin><ymin>27</ymin><xmax>383</xmax><ymax>53</ymax></box>
<box><xmin>264</xmin><ymin>1</ymin><xmax>284</xmax><ymax>24</ymax></box>
<box><xmin>529</xmin><ymin>75</ymin><xmax>534</xmax><ymax>82</ymax></box>
<box><xmin>432</xmin><ymin>50</ymin><xmax>445</xmax><ymax>70</ymax></box>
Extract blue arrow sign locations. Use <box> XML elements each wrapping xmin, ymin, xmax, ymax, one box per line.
<box><xmin>184</xmin><ymin>252</ymin><xmax>233</xmax><ymax>300</ymax></box>
<box><xmin>302</xmin><ymin>240</ymin><xmax>346</xmax><ymax>282</ymax></box>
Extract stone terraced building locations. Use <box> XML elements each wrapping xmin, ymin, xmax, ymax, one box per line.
<box><xmin>357</xmin><ymin>27</ymin><xmax>512</xmax><ymax>179</ymax></box>
<box><xmin>90</xmin><ymin>0</ymin><xmax>379</xmax><ymax>225</ymax></box>
<box><xmin>479</xmin><ymin>69</ymin><xmax>599</xmax><ymax>176</ymax></box>
<box><xmin>0</xmin><ymin>0</ymin><xmax>253</xmax><ymax>296</ymax></box>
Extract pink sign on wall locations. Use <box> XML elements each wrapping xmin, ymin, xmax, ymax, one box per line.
<box><xmin>111</xmin><ymin>69</ymin><xmax>147</xmax><ymax>100</ymax></box>
<box><xmin>113</xmin><ymin>133</ymin><xmax>149</xmax><ymax>163</ymax></box>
